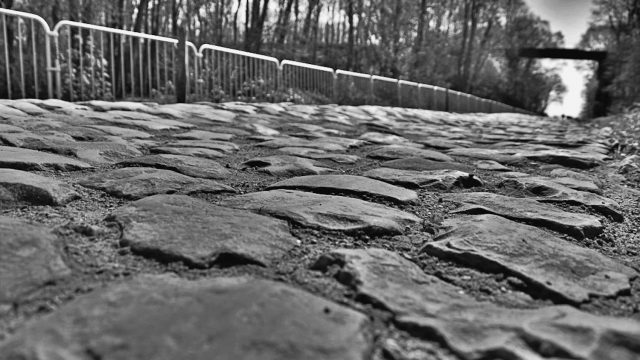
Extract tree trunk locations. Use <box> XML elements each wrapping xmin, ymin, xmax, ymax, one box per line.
<box><xmin>457</xmin><ymin>0</ymin><xmax>470</xmax><ymax>87</ymax></box>
<box><xmin>0</xmin><ymin>0</ymin><xmax>14</xmax><ymax>9</ymax></box>
<box><xmin>176</xmin><ymin>25</ymin><xmax>187</xmax><ymax>103</ymax></box>
<box><xmin>275</xmin><ymin>0</ymin><xmax>295</xmax><ymax>44</ymax></box>
<box><xmin>411</xmin><ymin>0</ymin><xmax>428</xmax><ymax>78</ymax></box>
<box><xmin>347</xmin><ymin>0</ymin><xmax>355</xmax><ymax>70</ymax></box>
<box><xmin>391</xmin><ymin>0</ymin><xmax>402</xmax><ymax>77</ymax></box>
<box><xmin>302</xmin><ymin>0</ymin><xmax>319</xmax><ymax>40</ymax></box>
<box><xmin>232</xmin><ymin>0</ymin><xmax>241</xmax><ymax>45</ymax></box>
<box><xmin>217</xmin><ymin>0</ymin><xmax>225</xmax><ymax>44</ymax></box>
<box><xmin>293</xmin><ymin>0</ymin><xmax>299</xmax><ymax>47</ymax></box>
<box><xmin>245</xmin><ymin>0</ymin><xmax>270</xmax><ymax>52</ymax></box>
<box><xmin>171</xmin><ymin>0</ymin><xmax>181</xmax><ymax>37</ymax></box>
<box><xmin>133</xmin><ymin>0</ymin><xmax>151</xmax><ymax>33</ymax></box>
<box><xmin>311</xmin><ymin>2</ymin><xmax>322</xmax><ymax>62</ymax></box>
<box><xmin>462</xmin><ymin>0</ymin><xmax>479</xmax><ymax>92</ymax></box>
<box><xmin>470</xmin><ymin>12</ymin><xmax>494</xmax><ymax>87</ymax></box>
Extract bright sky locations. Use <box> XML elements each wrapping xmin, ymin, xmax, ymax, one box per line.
<box><xmin>523</xmin><ymin>0</ymin><xmax>594</xmax><ymax>117</ymax></box>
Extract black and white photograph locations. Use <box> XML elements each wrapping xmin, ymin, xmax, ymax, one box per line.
<box><xmin>0</xmin><ymin>0</ymin><xmax>639</xmax><ymax>359</ymax></box>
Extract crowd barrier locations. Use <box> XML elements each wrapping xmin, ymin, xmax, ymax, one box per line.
<box><xmin>0</xmin><ymin>8</ymin><xmax>530</xmax><ymax>114</ymax></box>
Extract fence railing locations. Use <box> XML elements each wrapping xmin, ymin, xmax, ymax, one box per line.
<box><xmin>0</xmin><ymin>8</ymin><xmax>531</xmax><ymax>114</ymax></box>
<box><xmin>51</xmin><ymin>20</ymin><xmax>188</xmax><ymax>102</ymax></box>
<box><xmin>197</xmin><ymin>44</ymin><xmax>280</xmax><ymax>102</ymax></box>
<box><xmin>281</xmin><ymin>60</ymin><xmax>335</xmax><ymax>102</ymax></box>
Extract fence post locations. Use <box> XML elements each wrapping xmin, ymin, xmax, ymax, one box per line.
<box><xmin>176</xmin><ymin>29</ymin><xmax>187</xmax><ymax>103</ymax></box>
<box><xmin>51</xmin><ymin>33</ymin><xmax>62</xmax><ymax>98</ymax></box>
<box><xmin>365</xmin><ymin>74</ymin><xmax>375</xmax><ymax>105</ymax></box>
<box><xmin>44</xmin><ymin>32</ymin><xmax>52</xmax><ymax>98</ymax></box>
<box><xmin>332</xmin><ymin>70</ymin><xmax>337</xmax><ymax>104</ymax></box>
<box><xmin>445</xmin><ymin>88</ymin><xmax>449</xmax><ymax>112</ymax></box>
<box><xmin>276</xmin><ymin>61</ymin><xmax>283</xmax><ymax>102</ymax></box>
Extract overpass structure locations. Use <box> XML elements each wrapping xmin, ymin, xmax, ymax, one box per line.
<box><xmin>519</xmin><ymin>48</ymin><xmax>609</xmax><ymax>117</ymax></box>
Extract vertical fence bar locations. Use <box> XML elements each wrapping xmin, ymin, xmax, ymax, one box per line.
<box><xmin>221</xmin><ymin>51</ymin><xmax>226</xmax><ymax>98</ymax></box>
<box><xmin>90</xmin><ymin>29</ymin><xmax>95</xmax><ymax>99</ymax></box>
<box><xmin>147</xmin><ymin>39</ymin><xmax>151</xmax><ymax>97</ymax></box>
<box><xmin>2</xmin><ymin>14</ymin><xmax>11</xmax><ymax>99</ymax></box>
<box><xmin>155</xmin><ymin>40</ymin><xmax>159</xmax><ymax>96</ymax></box>
<box><xmin>237</xmin><ymin>53</ymin><xmax>242</xmax><ymax>99</ymax></box>
<box><xmin>17</xmin><ymin>19</ymin><xmax>25</xmax><ymax>98</ymax></box>
<box><xmin>215</xmin><ymin>50</ymin><xmax>220</xmax><ymax>98</ymax></box>
<box><xmin>79</xmin><ymin>29</ymin><xmax>84</xmax><ymax>100</ymax></box>
<box><xmin>30</xmin><ymin>19</ymin><xmax>38</xmax><ymax>98</ymax></box>
<box><xmin>99</xmin><ymin>31</ymin><xmax>104</xmax><ymax>98</ymax></box>
<box><xmin>120</xmin><ymin>35</ymin><xmax>124</xmax><ymax>98</ymax></box>
<box><xmin>129</xmin><ymin>36</ymin><xmax>134</xmax><ymax>97</ymax></box>
<box><xmin>185</xmin><ymin>43</ymin><xmax>190</xmax><ymax>98</ymax></box>
<box><xmin>48</xmin><ymin>32</ymin><xmax>55</xmax><ymax>99</ymax></box>
<box><xmin>172</xmin><ymin>44</ymin><xmax>176</xmax><ymax>95</ymax></box>
<box><xmin>253</xmin><ymin>57</ymin><xmax>258</xmax><ymax>98</ymax></box>
<box><xmin>227</xmin><ymin>52</ymin><xmax>232</xmax><ymax>98</ymax></box>
<box><xmin>193</xmin><ymin>48</ymin><xmax>199</xmax><ymax>98</ymax></box>
<box><xmin>163</xmin><ymin>42</ymin><xmax>167</xmax><ymax>93</ymax></box>
<box><xmin>209</xmin><ymin>51</ymin><xmax>214</xmax><ymax>99</ymax></box>
<box><xmin>183</xmin><ymin>42</ymin><xmax>189</xmax><ymax>99</ymax></box>
<box><xmin>67</xmin><ymin>29</ymin><xmax>73</xmax><ymax>101</ymax></box>
<box><xmin>233</xmin><ymin>54</ymin><xmax>242</xmax><ymax>100</ymax></box>
<box><xmin>138</xmin><ymin>38</ymin><xmax>143</xmax><ymax>98</ymax></box>
<box><xmin>202</xmin><ymin>52</ymin><xmax>207</xmax><ymax>99</ymax></box>
<box><xmin>110</xmin><ymin>33</ymin><xmax>115</xmax><ymax>99</ymax></box>
<box><xmin>232</xmin><ymin>53</ymin><xmax>237</xmax><ymax>99</ymax></box>
<box><xmin>226</xmin><ymin>51</ymin><xmax>230</xmax><ymax>99</ymax></box>
<box><xmin>248</xmin><ymin>56</ymin><xmax>253</xmax><ymax>98</ymax></box>
<box><xmin>243</xmin><ymin>55</ymin><xmax>248</xmax><ymax>98</ymax></box>
<box><xmin>53</xmin><ymin>35</ymin><xmax>60</xmax><ymax>98</ymax></box>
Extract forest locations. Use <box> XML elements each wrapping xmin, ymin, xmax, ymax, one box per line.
<box><xmin>1</xmin><ymin>0</ymin><xmax>568</xmax><ymax>113</ymax></box>
<box><xmin>581</xmin><ymin>0</ymin><xmax>640</xmax><ymax>117</ymax></box>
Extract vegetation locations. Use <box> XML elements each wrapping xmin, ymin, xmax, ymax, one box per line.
<box><xmin>580</xmin><ymin>0</ymin><xmax>640</xmax><ymax>117</ymax></box>
<box><xmin>1</xmin><ymin>0</ymin><xmax>565</xmax><ymax>112</ymax></box>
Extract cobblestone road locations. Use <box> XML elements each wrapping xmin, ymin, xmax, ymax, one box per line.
<box><xmin>0</xmin><ymin>99</ymin><xmax>639</xmax><ymax>359</ymax></box>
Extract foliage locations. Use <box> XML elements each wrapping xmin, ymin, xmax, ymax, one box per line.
<box><xmin>580</xmin><ymin>0</ymin><xmax>640</xmax><ymax>116</ymax></box>
<box><xmin>57</xmin><ymin>33</ymin><xmax>113</xmax><ymax>101</ymax></box>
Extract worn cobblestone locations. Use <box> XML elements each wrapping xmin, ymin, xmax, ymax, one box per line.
<box><xmin>0</xmin><ymin>100</ymin><xmax>638</xmax><ymax>359</ymax></box>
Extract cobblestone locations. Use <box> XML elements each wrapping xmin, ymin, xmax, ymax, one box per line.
<box><xmin>0</xmin><ymin>217</ymin><xmax>70</xmax><ymax>304</ymax></box>
<box><xmin>0</xmin><ymin>168</ymin><xmax>79</xmax><ymax>206</ymax></box>
<box><xmin>444</xmin><ymin>191</ymin><xmax>604</xmax><ymax>239</ymax></box>
<box><xmin>364</xmin><ymin>168</ymin><xmax>483</xmax><ymax>190</ymax></box>
<box><xmin>108</xmin><ymin>194</ymin><xmax>296</xmax><ymax>267</ymax></box>
<box><xmin>0</xmin><ymin>99</ymin><xmax>638</xmax><ymax>359</ymax></box>
<box><xmin>0</xmin><ymin>275</ymin><xmax>371</xmax><ymax>360</ymax></box>
<box><xmin>424</xmin><ymin>214</ymin><xmax>637</xmax><ymax>303</ymax></box>
<box><xmin>267</xmin><ymin>174</ymin><xmax>419</xmax><ymax>204</ymax></box>
<box><xmin>78</xmin><ymin>167</ymin><xmax>235</xmax><ymax>199</ymax></box>
<box><xmin>118</xmin><ymin>153</ymin><xmax>230</xmax><ymax>179</ymax></box>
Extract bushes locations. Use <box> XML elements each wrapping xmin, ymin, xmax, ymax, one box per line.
<box><xmin>57</xmin><ymin>35</ymin><xmax>112</xmax><ymax>101</ymax></box>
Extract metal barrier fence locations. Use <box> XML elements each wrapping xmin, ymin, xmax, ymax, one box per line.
<box><xmin>51</xmin><ymin>21</ymin><xmax>186</xmax><ymax>101</ymax></box>
<box><xmin>0</xmin><ymin>8</ymin><xmax>53</xmax><ymax>99</ymax></box>
<box><xmin>398</xmin><ymin>80</ymin><xmax>427</xmax><ymax>108</ymax></box>
<box><xmin>0</xmin><ymin>8</ymin><xmax>531</xmax><ymax>114</ymax></box>
<box><xmin>197</xmin><ymin>44</ymin><xmax>279</xmax><ymax>102</ymax></box>
<box><xmin>280</xmin><ymin>60</ymin><xmax>334</xmax><ymax>102</ymax></box>
<box><xmin>371</xmin><ymin>75</ymin><xmax>399</xmax><ymax>107</ymax></box>
<box><xmin>335</xmin><ymin>70</ymin><xmax>372</xmax><ymax>105</ymax></box>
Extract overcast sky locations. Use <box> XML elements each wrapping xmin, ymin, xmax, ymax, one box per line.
<box><xmin>523</xmin><ymin>0</ymin><xmax>594</xmax><ymax>117</ymax></box>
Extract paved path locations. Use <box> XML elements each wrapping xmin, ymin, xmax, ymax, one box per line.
<box><xmin>0</xmin><ymin>99</ymin><xmax>639</xmax><ymax>359</ymax></box>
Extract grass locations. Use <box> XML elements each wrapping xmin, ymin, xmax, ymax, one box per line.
<box><xmin>589</xmin><ymin>110</ymin><xmax>640</xmax><ymax>158</ymax></box>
